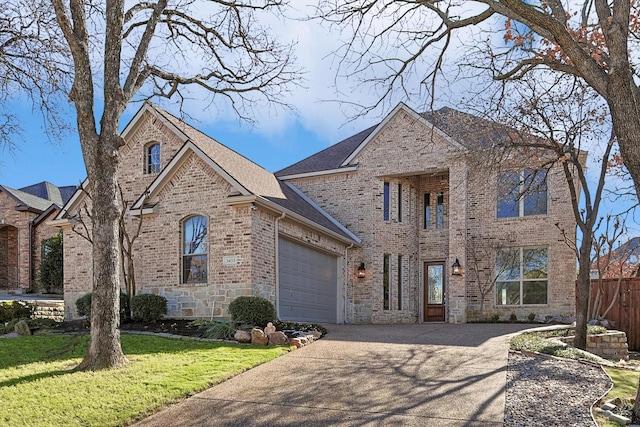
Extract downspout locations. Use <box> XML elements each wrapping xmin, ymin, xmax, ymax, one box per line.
<box><xmin>274</xmin><ymin>211</ymin><xmax>286</xmax><ymax>320</ymax></box>
<box><xmin>344</xmin><ymin>243</ymin><xmax>354</xmax><ymax>324</ymax></box>
<box><xmin>28</xmin><ymin>219</ymin><xmax>34</xmax><ymax>292</ymax></box>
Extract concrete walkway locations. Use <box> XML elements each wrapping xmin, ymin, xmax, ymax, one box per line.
<box><xmin>134</xmin><ymin>323</ymin><xmax>531</xmax><ymax>426</ymax></box>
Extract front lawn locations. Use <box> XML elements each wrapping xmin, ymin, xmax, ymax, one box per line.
<box><xmin>0</xmin><ymin>334</ymin><xmax>290</xmax><ymax>426</ymax></box>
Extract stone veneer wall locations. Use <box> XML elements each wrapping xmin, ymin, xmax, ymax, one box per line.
<box><xmin>556</xmin><ymin>331</ymin><xmax>629</xmax><ymax>361</ymax></box>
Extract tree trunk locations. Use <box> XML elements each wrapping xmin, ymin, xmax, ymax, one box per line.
<box><xmin>76</xmin><ymin>133</ymin><xmax>127</xmax><ymax>371</ymax></box>
<box><xmin>574</xmin><ymin>241</ymin><xmax>593</xmax><ymax>350</ymax></box>
<box><xmin>633</xmin><ymin>378</ymin><xmax>640</xmax><ymax>423</ymax></box>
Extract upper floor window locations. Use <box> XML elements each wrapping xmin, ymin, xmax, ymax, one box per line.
<box><xmin>182</xmin><ymin>215</ymin><xmax>208</xmax><ymax>283</ymax></box>
<box><xmin>436</xmin><ymin>192</ymin><xmax>445</xmax><ymax>229</ymax></box>
<box><xmin>383</xmin><ymin>181</ymin><xmax>390</xmax><ymax>221</ymax></box>
<box><xmin>497</xmin><ymin>170</ymin><xmax>547</xmax><ymax>218</ymax></box>
<box><xmin>496</xmin><ymin>247</ymin><xmax>548</xmax><ymax>306</ymax></box>
<box><xmin>145</xmin><ymin>143</ymin><xmax>161</xmax><ymax>174</ymax></box>
<box><xmin>424</xmin><ymin>193</ymin><xmax>431</xmax><ymax>229</ymax></box>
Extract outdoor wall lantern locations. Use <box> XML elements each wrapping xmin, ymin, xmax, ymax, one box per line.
<box><xmin>452</xmin><ymin>258</ymin><xmax>462</xmax><ymax>276</ymax></box>
<box><xmin>357</xmin><ymin>262</ymin><xmax>366</xmax><ymax>279</ymax></box>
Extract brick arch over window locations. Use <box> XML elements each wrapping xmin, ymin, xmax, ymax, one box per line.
<box><xmin>144</xmin><ymin>142</ymin><xmax>161</xmax><ymax>174</ymax></box>
<box><xmin>0</xmin><ymin>225</ymin><xmax>18</xmax><ymax>290</ymax></box>
<box><xmin>181</xmin><ymin>215</ymin><xmax>208</xmax><ymax>284</ymax></box>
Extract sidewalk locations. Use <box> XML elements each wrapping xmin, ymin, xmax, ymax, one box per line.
<box><xmin>134</xmin><ymin>323</ymin><xmax>530</xmax><ymax>426</ymax></box>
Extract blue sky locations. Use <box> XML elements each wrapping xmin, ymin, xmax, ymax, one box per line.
<box><xmin>0</xmin><ymin>101</ymin><xmax>365</xmax><ymax>190</ymax></box>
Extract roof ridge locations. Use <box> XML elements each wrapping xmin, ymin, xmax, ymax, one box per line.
<box><xmin>149</xmin><ymin>103</ymin><xmax>275</xmax><ymax>178</ymax></box>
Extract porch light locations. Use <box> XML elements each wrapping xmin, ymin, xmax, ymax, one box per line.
<box><xmin>357</xmin><ymin>262</ymin><xmax>366</xmax><ymax>279</ymax></box>
<box><xmin>452</xmin><ymin>258</ymin><xmax>462</xmax><ymax>276</ymax></box>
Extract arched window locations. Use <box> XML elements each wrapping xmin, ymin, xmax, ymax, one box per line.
<box><xmin>182</xmin><ymin>215</ymin><xmax>208</xmax><ymax>283</ymax></box>
<box><xmin>144</xmin><ymin>143</ymin><xmax>161</xmax><ymax>174</ymax></box>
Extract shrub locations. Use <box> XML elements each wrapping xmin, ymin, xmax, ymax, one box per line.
<box><xmin>192</xmin><ymin>320</ymin><xmax>237</xmax><ymax>340</ymax></box>
<box><xmin>0</xmin><ymin>301</ymin><xmax>35</xmax><ymax>323</ymax></box>
<box><xmin>228</xmin><ymin>296</ymin><xmax>276</xmax><ymax>327</ymax></box>
<box><xmin>509</xmin><ymin>313</ymin><xmax>518</xmax><ymax>322</ymax></box>
<box><xmin>527</xmin><ymin>312</ymin><xmax>536</xmax><ymax>323</ymax></box>
<box><xmin>75</xmin><ymin>292</ymin><xmax>131</xmax><ymax>321</ymax></box>
<box><xmin>39</xmin><ymin>232</ymin><xmax>64</xmax><ymax>294</ymax></box>
<box><xmin>130</xmin><ymin>294</ymin><xmax>167</xmax><ymax>322</ymax></box>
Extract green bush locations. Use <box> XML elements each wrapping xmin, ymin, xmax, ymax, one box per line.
<box><xmin>228</xmin><ymin>296</ymin><xmax>276</xmax><ymax>327</ymax></box>
<box><xmin>0</xmin><ymin>301</ymin><xmax>35</xmax><ymax>323</ymax></box>
<box><xmin>39</xmin><ymin>232</ymin><xmax>64</xmax><ymax>294</ymax></box>
<box><xmin>130</xmin><ymin>294</ymin><xmax>167</xmax><ymax>322</ymax></box>
<box><xmin>75</xmin><ymin>292</ymin><xmax>131</xmax><ymax>321</ymax></box>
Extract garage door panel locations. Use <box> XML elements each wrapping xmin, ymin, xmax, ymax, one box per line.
<box><xmin>278</xmin><ymin>238</ymin><xmax>338</xmax><ymax>323</ymax></box>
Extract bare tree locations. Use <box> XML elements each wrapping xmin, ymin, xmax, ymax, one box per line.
<box><xmin>467</xmin><ymin>233</ymin><xmax>517</xmax><ymax>320</ymax></box>
<box><xmin>0</xmin><ymin>0</ymin><xmax>70</xmax><ymax>148</ymax></box>
<box><xmin>14</xmin><ymin>0</ymin><xmax>303</xmax><ymax>370</ymax></box>
<box><xmin>591</xmin><ymin>214</ymin><xmax>639</xmax><ymax>318</ymax></box>
<box><xmin>119</xmin><ymin>187</ymin><xmax>145</xmax><ymax>316</ymax></box>
<box><xmin>317</xmin><ymin>0</ymin><xmax>640</xmax><ymax>201</ymax></box>
<box><xmin>469</xmin><ymin>74</ymin><xmax>615</xmax><ymax>350</ymax></box>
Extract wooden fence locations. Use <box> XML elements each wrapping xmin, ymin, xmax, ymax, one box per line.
<box><xmin>582</xmin><ymin>278</ymin><xmax>640</xmax><ymax>351</ymax></box>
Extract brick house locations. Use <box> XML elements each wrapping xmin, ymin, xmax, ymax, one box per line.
<box><xmin>0</xmin><ymin>182</ymin><xmax>75</xmax><ymax>292</ymax></box>
<box><xmin>54</xmin><ymin>102</ymin><xmax>579</xmax><ymax>323</ymax></box>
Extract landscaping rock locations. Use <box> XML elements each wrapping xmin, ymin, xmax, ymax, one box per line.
<box><xmin>264</xmin><ymin>322</ymin><xmax>276</xmax><ymax>335</ymax></box>
<box><xmin>250</xmin><ymin>328</ymin><xmax>269</xmax><ymax>345</ymax></box>
<box><xmin>14</xmin><ymin>320</ymin><xmax>31</xmax><ymax>336</ymax></box>
<box><xmin>308</xmin><ymin>330</ymin><xmax>322</xmax><ymax>339</ymax></box>
<box><xmin>268</xmin><ymin>331</ymin><xmax>289</xmax><ymax>346</ymax></box>
<box><xmin>290</xmin><ymin>338</ymin><xmax>303</xmax><ymax>348</ymax></box>
<box><xmin>544</xmin><ymin>315</ymin><xmax>576</xmax><ymax>325</ymax></box>
<box><xmin>234</xmin><ymin>330</ymin><xmax>251</xmax><ymax>343</ymax></box>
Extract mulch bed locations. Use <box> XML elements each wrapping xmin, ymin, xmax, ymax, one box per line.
<box><xmin>54</xmin><ymin>318</ymin><xmax>208</xmax><ymax>338</ymax></box>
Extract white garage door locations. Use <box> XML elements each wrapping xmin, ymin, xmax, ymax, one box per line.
<box><xmin>278</xmin><ymin>238</ymin><xmax>338</xmax><ymax>323</ymax></box>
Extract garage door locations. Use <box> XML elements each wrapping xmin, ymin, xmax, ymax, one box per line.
<box><xmin>278</xmin><ymin>238</ymin><xmax>338</xmax><ymax>323</ymax></box>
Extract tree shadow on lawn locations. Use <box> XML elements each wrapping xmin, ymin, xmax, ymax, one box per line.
<box><xmin>0</xmin><ymin>333</ymin><xmax>270</xmax><ymax>371</ymax></box>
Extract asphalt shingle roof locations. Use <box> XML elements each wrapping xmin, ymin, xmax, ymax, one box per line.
<box><xmin>275</xmin><ymin>106</ymin><xmax>512</xmax><ymax>177</ymax></box>
<box><xmin>149</xmin><ymin>105</ymin><xmax>357</xmax><ymax>243</ymax></box>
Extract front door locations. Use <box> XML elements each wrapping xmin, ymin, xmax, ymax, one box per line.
<box><xmin>424</xmin><ymin>263</ymin><xmax>445</xmax><ymax>322</ymax></box>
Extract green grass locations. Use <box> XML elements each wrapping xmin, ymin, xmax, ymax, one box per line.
<box><xmin>595</xmin><ymin>367</ymin><xmax>640</xmax><ymax>426</ymax></box>
<box><xmin>0</xmin><ymin>334</ymin><xmax>290</xmax><ymax>426</ymax></box>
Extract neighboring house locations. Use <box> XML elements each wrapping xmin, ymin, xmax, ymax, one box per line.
<box><xmin>0</xmin><ymin>182</ymin><xmax>76</xmax><ymax>292</ymax></box>
<box><xmin>53</xmin><ymin>102</ymin><xmax>579</xmax><ymax>323</ymax></box>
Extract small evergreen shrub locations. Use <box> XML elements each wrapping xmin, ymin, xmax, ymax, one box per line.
<box><xmin>39</xmin><ymin>232</ymin><xmax>64</xmax><ymax>294</ymax></box>
<box><xmin>130</xmin><ymin>294</ymin><xmax>167</xmax><ymax>322</ymax></box>
<box><xmin>509</xmin><ymin>313</ymin><xmax>518</xmax><ymax>322</ymax></box>
<box><xmin>527</xmin><ymin>312</ymin><xmax>536</xmax><ymax>323</ymax></box>
<box><xmin>228</xmin><ymin>296</ymin><xmax>276</xmax><ymax>327</ymax></box>
<box><xmin>75</xmin><ymin>292</ymin><xmax>131</xmax><ymax>321</ymax></box>
<box><xmin>0</xmin><ymin>301</ymin><xmax>35</xmax><ymax>323</ymax></box>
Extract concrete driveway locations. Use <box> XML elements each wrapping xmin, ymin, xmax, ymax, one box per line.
<box><xmin>134</xmin><ymin>323</ymin><xmax>531</xmax><ymax>426</ymax></box>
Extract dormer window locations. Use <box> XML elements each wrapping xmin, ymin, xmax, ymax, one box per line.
<box><xmin>145</xmin><ymin>143</ymin><xmax>161</xmax><ymax>174</ymax></box>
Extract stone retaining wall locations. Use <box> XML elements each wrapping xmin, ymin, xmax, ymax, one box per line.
<box><xmin>556</xmin><ymin>330</ymin><xmax>629</xmax><ymax>361</ymax></box>
<box><xmin>33</xmin><ymin>301</ymin><xmax>64</xmax><ymax>322</ymax></box>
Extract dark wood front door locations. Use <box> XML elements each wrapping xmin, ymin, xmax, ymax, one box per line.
<box><xmin>424</xmin><ymin>263</ymin><xmax>445</xmax><ymax>322</ymax></box>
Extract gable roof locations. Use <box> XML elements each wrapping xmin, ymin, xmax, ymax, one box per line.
<box><xmin>126</xmin><ymin>103</ymin><xmax>359</xmax><ymax>245</ymax></box>
<box><xmin>1</xmin><ymin>182</ymin><xmax>76</xmax><ymax>213</ymax></box>
<box><xmin>143</xmin><ymin>104</ymin><xmax>285</xmax><ymax>198</ymax></box>
<box><xmin>276</xmin><ymin>103</ymin><xmax>501</xmax><ymax>178</ymax></box>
